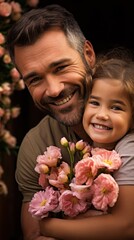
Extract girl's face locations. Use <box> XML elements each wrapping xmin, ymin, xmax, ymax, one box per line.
<box><xmin>83</xmin><ymin>78</ymin><xmax>132</xmax><ymax>149</ymax></box>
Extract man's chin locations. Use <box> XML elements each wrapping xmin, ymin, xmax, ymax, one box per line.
<box><xmin>38</xmin><ymin>102</ymin><xmax>84</xmax><ymax>126</ymax></box>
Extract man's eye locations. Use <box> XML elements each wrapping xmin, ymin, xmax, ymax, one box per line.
<box><xmin>28</xmin><ymin>76</ymin><xmax>42</xmax><ymax>86</ymax></box>
<box><xmin>55</xmin><ymin>65</ymin><xmax>67</xmax><ymax>73</ymax></box>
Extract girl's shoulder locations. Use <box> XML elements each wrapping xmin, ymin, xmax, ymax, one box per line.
<box><xmin>115</xmin><ymin>131</ymin><xmax>134</xmax><ymax>153</ymax></box>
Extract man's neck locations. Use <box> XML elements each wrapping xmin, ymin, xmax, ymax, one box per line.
<box><xmin>71</xmin><ymin>123</ymin><xmax>92</xmax><ymax>143</ymax></box>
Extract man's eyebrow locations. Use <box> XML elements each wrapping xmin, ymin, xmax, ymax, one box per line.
<box><xmin>49</xmin><ymin>58</ymin><xmax>70</xmax><ymax>67</ymax></box>
<box><xmin>23</xmin><ymin>58</ymin><xmax>70</xmax><ymax>81</ymax></box>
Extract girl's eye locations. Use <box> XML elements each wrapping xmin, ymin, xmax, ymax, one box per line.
<box><xmin>89</xmin><ymin>100</ymin><xmax>99</xmax><ymax>106</ymax></box>
<box><xmin>111</xmin><ymin>105</ymin><xmax>122</xmax><ymax>111</ymax></box>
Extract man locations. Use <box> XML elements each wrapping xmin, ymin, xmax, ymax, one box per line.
<box><xmin>7</xmin><ymin>4</ymin><xmax>95</xmax><ymax>240</ymax></box>
<box><xmin>7</xmin><ymin>4</ymin><xmax>134</xmax><ymax>240</ymax></box>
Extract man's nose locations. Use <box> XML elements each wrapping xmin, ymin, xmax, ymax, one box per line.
<box><xmin>45</xmin><ymin>77</ymin><xmax>64</xmax><ymax>97</ymax></box>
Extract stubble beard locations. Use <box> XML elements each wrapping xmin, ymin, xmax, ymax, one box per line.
<box><xmin>35</xmin><ymin>96</ymin><xmax>85</xmax><ymax>126</ymax></box>
<box><xmin>49</xmin><ymin>99</ymin><xmax>85</xmax><ymax>126</ymax></box>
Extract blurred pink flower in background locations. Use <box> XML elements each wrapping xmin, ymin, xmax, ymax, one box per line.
<box><xmin>0</xmin><ymin>2</ymin><xmax>12</xmax><ymax>17</ymax></box>
<box><xmin>0</xmin><ymin>0</ymin><xmax>39</xmax><ymax>195</ymax></box>
<box><xmin>27</xmin><ymin>0</ymin><xmax>39</xmax><ymax>7</ymax></box>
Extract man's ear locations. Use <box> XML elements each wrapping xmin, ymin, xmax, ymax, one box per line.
<box><xmin>130</xmin><ymin>118</ymin><xmax>134</xmax><ymax>131</ymax></box>
<box><xmin>84</xmin><ymin>40</ymin><xmax>96</xmax><ymax>68</ymax></box>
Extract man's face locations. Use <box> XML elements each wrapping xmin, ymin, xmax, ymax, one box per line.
<box><xmin>14</xmin><ymin>29</ymin><xmax>95</xmax><ymax>126</ymax></box>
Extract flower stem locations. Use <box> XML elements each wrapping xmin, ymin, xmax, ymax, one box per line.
<box><xmin>67</xmin><ymin>146</ymin><xmax>74</xmax><ymax>182</ymax></box>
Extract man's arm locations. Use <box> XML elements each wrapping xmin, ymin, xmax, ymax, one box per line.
<box><xmin>21</xmin><ymin>202</ymin><xmax>57</xmax><ymax>240</ymax></box>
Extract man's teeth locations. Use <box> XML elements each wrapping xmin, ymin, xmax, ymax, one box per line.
<box><xmin>93</xmin><ymin>124</ymin><xmax>110</xmax><ymax>130</ymax></box>
<box><xmin>55</xmin><ymin>94</ymin><xmax>72</xmax><ymax>106</ymax></box>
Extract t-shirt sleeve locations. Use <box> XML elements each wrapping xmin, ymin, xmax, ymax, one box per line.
<box><xmin>114</xmin><ymin>132</ymin><xmax>134</xmax><ymax>185</ymax></box>
<box><xmin>15</xmin><ymin>116</ymin><xmax>72</xmax><ymax>202</ymax></box>
<box><xmin>15</xmin><ymin>132</ymin><xmax>43</xmax><ymax>202</ymax></box>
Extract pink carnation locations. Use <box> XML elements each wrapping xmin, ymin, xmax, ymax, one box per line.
<box><xmin>74</xmin><ymin>157</ymin><xmax>98</xmax><ymax>185</ymax></box>
<box><xmin>48</xmin><ymin>162</ymin><xmax>70</xmax><ymax>190</ymax></box>
<box><xmin>59</xmin><ymin>190</ymin><xmax>89</xmax><ymax>217</ymax></box>
<box><xmin>91</xmin><ymin>148</ymin><xmax>122</xmax><ymax>172</ymax></box>
<box><xmin>35</xmin><ymin>146</ymin><xmax>62</xmax><ymax>173</ymax></box>
<box><xmin>91</xmin><ymin>173</ymin><xmax>119</xmax><ymax>212</ymax></box>
<box><xmin>70</xmin><ymin>182</ymin><xmax>92</xmax><ymax>201</ymax></box>
<box><xmin>28</xmin><ymin>187</ymin><xmax>60</xmax><ymax>219</ymax></box>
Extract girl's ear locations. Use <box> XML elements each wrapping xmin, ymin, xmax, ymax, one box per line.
<box><xmin>84</xmin><ymin>40</ymin><xmax>96</xmax><ymax>68</ymax></box>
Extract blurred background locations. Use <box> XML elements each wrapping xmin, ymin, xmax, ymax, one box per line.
<box><xmin>0</xmin><ymin>0</ymin><xmax>134</xmax><ymax>239</ymax></box>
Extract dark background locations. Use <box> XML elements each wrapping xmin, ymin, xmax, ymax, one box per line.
<box><xmin>39</xmin><ymin>0</ymin><xmax>134</xmax><ymax>54</ymax></box>
<box><xmin>1</xmin><ymin>1</ymin><xmax>134</xmax><ymax>240</ymax></box>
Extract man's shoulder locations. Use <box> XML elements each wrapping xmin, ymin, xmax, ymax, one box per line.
<box><xmin>29</xmin><ymin>115</ymin><xmax>65</xmax><ymax>134</ymax></box>
<box><xmin>23</xmin><ymin>115</ymin><xmax>70</xmax><ymax>147</ymax></box>
<box><xmin>18</xmin><ymin>115</ymin><xmax>69</xmax><ymax>157</ymax></box>
<box><xmin>35</xmin><ymin>114</ymin><xmax>60</xmax><ymax>127</ymax></box>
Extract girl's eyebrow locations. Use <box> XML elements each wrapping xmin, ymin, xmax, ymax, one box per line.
<box><xmin>111</xmin><ymin>100</ymin><xmax>127</xmax><ymax>106</ymax></box>
<box><xmin>89</xmin><ymin>95</ymin><xmax>99</xmax><ymax>100</ymax></box>
<box><xmin>89</xmin><ymin>95</ymin><xmax>127</xmax><ymax>106</ymax></box>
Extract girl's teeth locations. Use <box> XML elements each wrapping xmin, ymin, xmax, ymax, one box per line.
<box><xmin>94</xmin><ymin>124</ymin><xmax>110</xmax><ymax>130</ymax></box>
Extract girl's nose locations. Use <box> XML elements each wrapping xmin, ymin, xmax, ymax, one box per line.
<box><xmin>96</xmin><ymin>108</ymin><xmax>109</xmax><ymax>120</ymax></box>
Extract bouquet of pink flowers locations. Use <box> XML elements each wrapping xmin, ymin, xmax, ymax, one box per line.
<box><xmin>29</xmin><ymin>137</ymin><xmax>122</xmax><ymax>219</ymax></box>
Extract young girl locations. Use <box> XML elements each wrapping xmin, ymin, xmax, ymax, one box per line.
<box><xmin>39</xmin><ymin>51</ymin><xmax>134</xmax><ymax>240</ymax></box>
<box><xmin>83</xmin><ymin>54</ymin><xmax>134</xmax><ymax>150</ymax></box>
